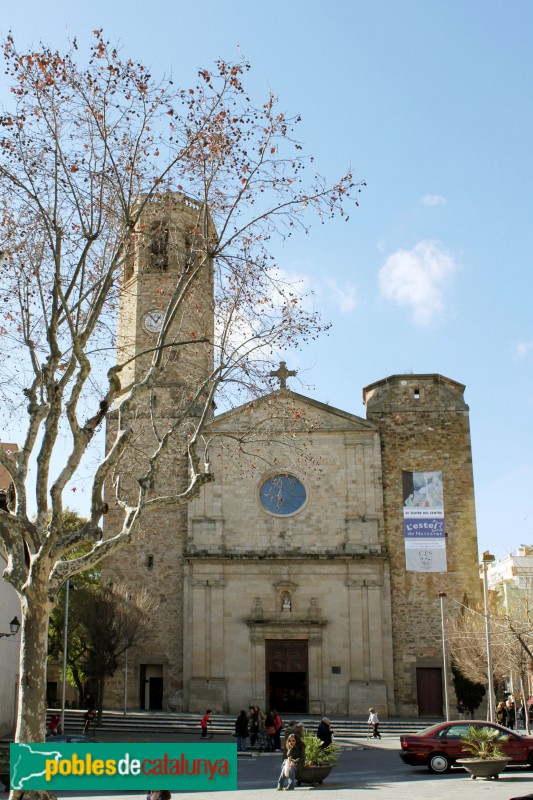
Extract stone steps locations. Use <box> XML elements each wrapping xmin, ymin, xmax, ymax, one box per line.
<box><xmin>49</xmin><ymin>709</ymin><xmax>434</xmax><ymax>737</ymax></box>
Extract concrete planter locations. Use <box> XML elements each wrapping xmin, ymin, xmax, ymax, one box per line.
<box><xmin>295</xmin><ymin>765</ymin><xmax>333</xmax><ymax>785</ymax></box>
<box><xmin>456</xmin><ymin>757</ymin><xmax>510</xmax><ymax>780</ymax></box>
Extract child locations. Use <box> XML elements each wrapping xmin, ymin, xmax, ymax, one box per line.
<box><xmin>367</xmin><ymin>707</ymin><xmax>381</xmax><ymax>739</ymax></box>
<box><xmin>48</xmin><ymin>715</ymin><xmax>62</xmax><ymax>736</ymax></box>
<box><xmin>200</xmin><ymin>709</ymin><xmax>212</xmax><ymax>738</ymax></box>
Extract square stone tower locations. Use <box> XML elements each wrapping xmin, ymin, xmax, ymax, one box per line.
<box><xmin>363</xmin><ymin>374</ymin><xmax>480</xmax><ymax>717</ymax></box>
<box><xmin>103</xmin><ymin>194</ymin><xmax>214</xmax><ymax>711</ymax></box>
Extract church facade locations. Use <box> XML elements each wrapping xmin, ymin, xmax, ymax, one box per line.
<box><xmin>103</xmin><ymin>197</ymin><xmax>480</xmax><ymax>718</ymax></box>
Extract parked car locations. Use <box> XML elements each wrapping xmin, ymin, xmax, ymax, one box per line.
<box><xmin>45</xmin><ymin>734</ymin><xmax>100</xmax><ymax>743</ymax></box>
<box><xmin>0</xmin><ymin>740</ymin><xmax>10</xmax><ymax>790</ymax></box>
<box><xmin>400</xmin><ymin>721</ymin><xmax>533</xmax><ymax>773</ymax></box>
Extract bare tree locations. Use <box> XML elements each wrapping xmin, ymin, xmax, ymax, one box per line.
<box><xmin>0</xmin><ymin>28</ymin><xmax>360</xmax><ymax>769</ymax></box>
<box><xmin>448</xmin><ymin>589</ymin><xmax>533</xmax><ymax>727</ymax></box>
<box><xmin>447</xmin><ymin>603</ymin><xmax>509</xmax><ymax>691</ymax></box>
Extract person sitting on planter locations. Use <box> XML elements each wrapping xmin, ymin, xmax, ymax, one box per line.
<box><xmin>277</xmin><ymin>733</ymin><xmax>305</xmax><ymax>791</ymax></box>
<box><xmin>317</xmin><ymin>717</ymin><xmax>333</xmax><ymax>748</ymax></box>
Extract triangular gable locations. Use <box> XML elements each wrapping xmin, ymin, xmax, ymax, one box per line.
<box><xmin>209</xmin><ymin>389</ymin><xmax>377</xmax><ymax>434</ymax></box>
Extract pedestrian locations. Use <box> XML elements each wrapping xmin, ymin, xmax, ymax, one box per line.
<box><xmin>368</xmin><ymin>707</ymin><xmax>381</xmax><ymax>739</ymax></box>
<box><xmin>271</xmin><ymin>709</ymin><xmax>283</xmax><ymax>751</ymax></box>
<box><xmin>257</xmin><ymin>717</ymin><xmax>268</xmax><ymax>752</ymax></box>
<box><xmin>496</xmin><ymin>700</ymin><xmax>506</xmax><ymax>726</ymax></box>
<box><xmin>276</xmin><ymin>732</ymin><xmax>305</xmax><ymax>791</ymax></box>
<box><xmin>200</xmin><ymin>709</ymin><xmax>212</xmax><ymax>739</ymax></box>
<box><xmin>456</xmin><ymin>701</ymin><xmax>465</xmax><ymax>720</ymax></box>
<box><xmin>264</xmin><ymin>712</ymin><xmax>276</xmax><ymax>752</ymax></box>
<box><xmin>317</xmin><ymin>717</ymin><xmax>333</xmax><ymax>747</ymax></box>
<box><xmin>506</xmin><ymin>697</ymin><xmax>516</xmax><ymax>729</ymax></box>
<box><xmin>234</xmin><ymin>710</ymin><xmax>249</xmax><ymax>752</ymax></box>
<box><xmin>284</xmin><ymin>721</ymin><xmax>304</xmax><ymax>748</ymax></box>
<box><xmin>146</xmin><ymin>792</ymin><xmax>171</xmax><ymax>800</ymax></box>
<box><xmin>249</xmin><ymin>705</ymin><xmax>262</xmax><ymax>747</ymax></box>
<box><xmin>48</xmin><ymin>715</ymin><xmax>62</xmax><ymax>736</ymax></box>
<box><xmin>83</xmin><ymin>708</ymin><xmax>96</xmax><ymax>735</ymax></box>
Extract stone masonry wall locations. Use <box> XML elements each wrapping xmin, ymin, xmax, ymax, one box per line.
<box><xmin>364</xmin><ymin>374</ymin><xmax>481</xmax><ymax>716</ymax></box>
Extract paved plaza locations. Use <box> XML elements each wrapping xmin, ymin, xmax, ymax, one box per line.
<box><xmin>2</xmin><ymin>735</ymin><xmax>532</xmax><ymax>800</ymax></box>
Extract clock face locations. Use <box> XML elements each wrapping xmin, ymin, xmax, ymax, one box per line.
<box><xmin>143</xmin><ymin>309</ymin><xmax>164</xmax><ymax>334</ymax></box>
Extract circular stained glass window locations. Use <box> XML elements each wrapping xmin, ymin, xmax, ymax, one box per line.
<box><xmin>259</xmin><ymin>474</ymin><xmax>307</xmax><ymax>516</ymax></box>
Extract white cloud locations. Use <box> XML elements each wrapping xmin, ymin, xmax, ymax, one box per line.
<box><xmin>422</xmin><ymin>194</ymin><xmax>446</xmax><ymax>207</ymax></box>
<box><xmin>324</xmin><ymin>278</ymin><xmax>357</xmax><ymax>313</ymax></box>
<box><xmin>514</xmin><ymin>340</ymin><xmax>533</xmax><ymax>360</ymax></box>
<box><xmin>378</xmin><ymin>240</ymin><xmax>457</xmax><ymax>326</ymax></box>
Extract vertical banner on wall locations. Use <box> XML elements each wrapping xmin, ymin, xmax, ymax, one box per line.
<box><xmin>402</xmin><ymin>471</ymin><xmax>447</xmax><ymax>572</ymax></box>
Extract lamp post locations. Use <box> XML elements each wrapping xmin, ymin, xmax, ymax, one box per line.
<box><xmin>481</xmin><ymin>550</ymin><xmax>496</xmax><ymax>722</ymax></box>
<box><xmin>124</xmin><ymin>590</ymin><xmax>130</xmax><ymax>715</ymax></box>
<box><xmin>0</xmin><ymin>616</ymin><xmax>20</xmax><ymax>638</ymax></box>
<box><xmin>439</xmin><ymin>592</ymin><xmax>450</xmax><ymax>721</ymax></box>
<box><xmin>61</xmin><ymin>579</ymin><xmax>71</xmax><ymax>734</ymax></box>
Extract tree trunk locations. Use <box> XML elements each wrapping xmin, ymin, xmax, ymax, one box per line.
<box><xmin>9</xmin><ymin>586</ymin><xmax>58</xmax><ymax>800</ymax></box>
<box><xmin>14</xmin><ymin>588</ymin><xmax>51</xmax><ymax>742</ymax></box>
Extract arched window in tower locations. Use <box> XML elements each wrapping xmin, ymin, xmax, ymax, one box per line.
<box><xmin>149</xmin><ymin>222</ymin><xmax>169</xmax><ymax>271</ymax></box>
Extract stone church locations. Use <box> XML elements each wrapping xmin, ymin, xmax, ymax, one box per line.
<box><xmin>103</xmin><ymin>196</ymin><xmax>480</xmax><ymax>718</ymax></box>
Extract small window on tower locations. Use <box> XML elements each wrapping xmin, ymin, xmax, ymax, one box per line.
<box><xmin>147</xmin><ymin>555</ymin><xmax>154</xmax><ymax>570</ymax></box>
<box><xmin>413</xmin><ymin>388</ymin><xmax>420</xmax><ymax>400</ymax></box>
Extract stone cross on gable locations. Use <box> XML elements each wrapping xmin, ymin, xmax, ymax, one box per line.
<box><xmin>269</xmin><ymin>361</ymin><xmax>297</xmax><ymax>389</ymax></box>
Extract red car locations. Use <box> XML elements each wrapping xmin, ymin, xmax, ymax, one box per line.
<box><xmin>400</xmin><ymin>721</ymin><xmax>533</xmax><ymax>773</ymax></box>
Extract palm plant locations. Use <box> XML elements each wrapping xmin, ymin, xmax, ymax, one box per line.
<box><xmin>460</xmin><ymin>726</ymin><xmax>508</xmax><ymax>760</ymax></box>
<box><xmin>302</xmin><ymin>732</ymin><xmax>339</xmax><ymax>767</ymax></box>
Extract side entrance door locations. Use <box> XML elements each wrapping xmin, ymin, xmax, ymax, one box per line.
<box><xmin>266</xmin><ymin>639</ymin><xmax>308</xmax><ymax>714</ymax></box>
<box><xmin>416</xmin><ymin>667</ymin><xmax>443</xmax><ymax>716</ymax></box>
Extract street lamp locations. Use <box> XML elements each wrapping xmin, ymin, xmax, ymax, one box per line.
<box><xmin>481</xmin><ymin>550</ymin><xmax>496</xmax><ymax>722</ymax></box>
<box><xmin>124</xmin><ymin>590</ymin><xmax>130</xmax><ymax>715</ymax></box>
<box><xmin>60</xmin><ymin>580</ymin><xmax>77</xmax><ymax>733</ymax></box>
<box><xmin>0</xmin><ymin>616</ymin><xmax>20</xmax><ymax>638</ymax></box>
<box><xmin>439</xmin><ymin>593</ymin><xmax>450</xmax><ymax>721</ymax></box>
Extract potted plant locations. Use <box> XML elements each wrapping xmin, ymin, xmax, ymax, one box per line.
<box><xmin>295</xmin><ymin>732</ymin><xmax>339</xmax><ymax>786</ymax></box>
<box><xmin>456</xmin><ymin>726</ymin><xmax>510</xmax><ymax>780</ymax></box>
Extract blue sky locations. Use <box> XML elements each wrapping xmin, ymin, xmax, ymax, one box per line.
<box><xmin>2</xmin><ymin>0</ymin><xmax>533</xmax><ymax>560</ymax></box>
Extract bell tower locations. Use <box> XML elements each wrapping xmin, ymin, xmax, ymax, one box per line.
<box><xmin>103</xmin><ymin>193</ymin><xmax>214</xmax><ymax>712</ymax></box>
<box><xmin>116</xmin><ymin>192</ymin><xmax>214</xmax><ymax>397</ymax></box>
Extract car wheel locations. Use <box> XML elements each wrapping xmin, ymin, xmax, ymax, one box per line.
<box><xmin>427</xmin><ymin>752</ymin><xmax>450</xmax><ymax>774</ymax></box>
<box><xmin>527</xmin><ymin>752</ymin><xmax>533</xmax><ymax>769</ymax></box>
